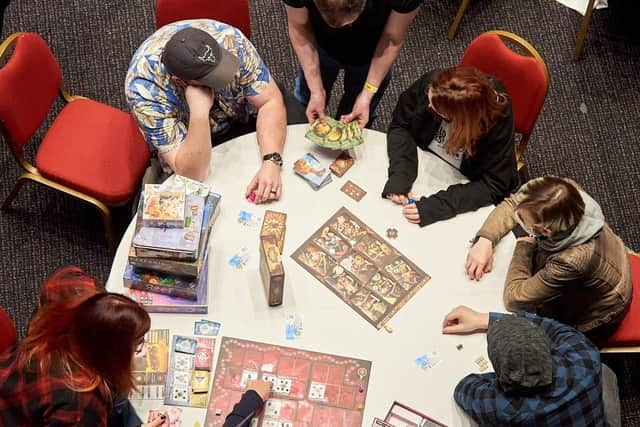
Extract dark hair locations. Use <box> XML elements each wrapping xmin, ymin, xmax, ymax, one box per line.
<box><xmin>313</xmin><ymin>0</ymin><xmax>365</xmax><ymax>27</ymax></box>
<box><xmin>429</xmin><ymin>66</ymin><xmax>508</xmax><ymax>157</ymax></box>
<box><xmin>38</xmin><ymin>265</ymin><xmax>98</xmax><ymax>307</ymax></box>
<box><xmin>517</xmin><ymin>177</ymin><xmax>585</xmax><ymax>234</ymax></box>
<box><xmin>20</xmin><ymin>279</ymin><xmax>150</xmax><ymax>403</ymax></box>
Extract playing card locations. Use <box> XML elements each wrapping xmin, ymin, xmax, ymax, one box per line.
<box><xmin>148</xmin><ymin>406</ymin><xmax>183</xmax><ymax>427</ymax></box>
<box><xmin>194</xmin><ymin>320</ymin><xmax>220</xmax><ymax>336</ymax></box>
<box><xmin>340</xmin><ymin>180</ymin><xmax>366</xmax><ymax>201</ymax></box>
<box><xmin>261</xmin><ymin>210</ymin><xmax>287</xmax><ymax>254</ymax></box>
<box><xmin>174</xmin><ymin>336</ymin><xmax>197</xmax><ymax>354</ymax></box>
<box><xmin>264</xmin><ymin>399</ymin><xmax>282</xmax><ymax>417</ymax></box>
<box><xmin>173</xmin><ymin>370</ymin><xmax>190</xmax><ymax>386</ymax></box>
<box><xmin>330</xmin><ymin>151</ymin><xmax>354</xmax><ymax>177</ymax></box>
<box><xmin>240</xmin><ymin>369</ymin><xmax>259</xmax><ymax>388</ymax></box>
<box><xmin>174</xmin><ymin>354</ymin><xmax>194</xmax><ymax>371</ymax></box>
<box><xmin>194</xmin><ymin>347</ymin><xmax>213</xmax><ymax>370</ymax></box>
<box><xmin>305</xmin><ymin>117</ymin><xmax>364</xmax><ymax>150</ymax></box>
<box><xmin>308</xmin><ymin>382</ymin><xmax>326</xmax><ymax>400</ymax></box>
<box><xmin>171</xmin><ymin>386</ymin><xmax>189</xmax><ymax>403</ymax></box>
<box><xmin>273</xmin><ymin>377</ymin><xmax>292</xmax><ymax>395</ymax></box>
<box><xmin>191</xmin><ymin>370</ymin><xmax>210</xmax><ymax>393</ymax></box>
<box><xmin>262</xmin><ymin>373</ymin><xmax>278</xmax><ymax>389</ymax></box>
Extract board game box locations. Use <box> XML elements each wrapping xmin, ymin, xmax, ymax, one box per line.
<box><xmin>131</xmin><ymin>329</ymin><xmax>170</xmax><ymax>400</ymax></box>
<box><xmin>165</xmin><ymin>335</ymin><xmax>216</xmax><ymax>408</ymax></box>
<box><xmin>292</xmin><ymin>207</ymin><xmax>430</xmax><ymax>329</ymax></box>
<box><xmin>205</xmin><ymin>337</ymin><xmax>371</xmax><ymax>427</ymax></box>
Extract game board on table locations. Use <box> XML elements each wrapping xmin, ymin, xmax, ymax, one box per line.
<box><xmin>292</xmin><ymin>207</ymin><xmax>431</xmax><ymax>329</ymax></box>
<box><xmin>205</xmin><ymin>337</ymin><xmax>371</xmax><ymax>427</ymax></box>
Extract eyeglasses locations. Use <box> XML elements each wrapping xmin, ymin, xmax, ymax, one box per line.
<box><xmin>514</xmin><ymin>210</ymin><xmax>541</xmax><ymax>238</ymax></box>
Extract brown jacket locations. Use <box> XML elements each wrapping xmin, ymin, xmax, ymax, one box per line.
<box><xmin>476</xmin><ymin>192</ymin><xmax>632</xmax><ymax>335</ymax></box>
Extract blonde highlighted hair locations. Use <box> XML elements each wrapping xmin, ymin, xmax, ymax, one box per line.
<box><xmin>516</xmin><ymin>176</ymin><xmax>585</xmax><ymax>234</ymax></box>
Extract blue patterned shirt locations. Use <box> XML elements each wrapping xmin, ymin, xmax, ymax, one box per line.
<box><xmin>455</xmin><ymin>312</ymin><xmax>604</xmax><ymax>426</ymax></box>
<box><xmin>125</xmin><ymin>19</ymin><xmax>270</xmax><ymax>170</ymax></box>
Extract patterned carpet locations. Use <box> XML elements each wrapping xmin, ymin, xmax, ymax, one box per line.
<box><xmin>1</xmin><ymin>0</ymin><xmax>639</xmax><ymax>423</ymax></box>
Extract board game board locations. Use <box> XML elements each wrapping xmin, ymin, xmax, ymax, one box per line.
<box><xmin>205</xmin><ymin>337</ymin><xmax>371</xmax><ymax>427</ymax></box>
<box><xmin>292</xmin><ymin>207</ymin><xmax>431</xmax><ymax>329</ymax></box>
<box><xmin>380</xmin><ymin>401</ymin><xmax>447</xmax><ymax>427</ymax></box>
<box><xmin>131</xmin><ymin>329</ymin><xmax>170</xmax><ymax>400</ymax></box>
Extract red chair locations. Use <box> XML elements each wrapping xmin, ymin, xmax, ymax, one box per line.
<box><xmin>0</xmin><ymin>33</ymin><xmax>150</xmax><ymax>248</ymax></box>
<box><xmin>601</xmin><ymin>253</ymin><xmax>640</xmax><ymax>353</ymax></box>
<box><xmin>0</xmin><ymin>307</ymin><xmax>17</xmax><ymax>353</ymax></box>
<box><xmin>155</xmin><ymin>0</ymin><xmax>252</xmax><ymax>38</ymax></box>
<box><xmin>461</xmin><ymin>31</ymin><xmax>549</xmax><ymax>173</ymax></box>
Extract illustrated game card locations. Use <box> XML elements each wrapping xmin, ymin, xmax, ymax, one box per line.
<box><xmin>330</xmin><ymin>151</ymin><xmax>355</xmax><ymax>177</ymax></box>
<box><xmin>260</xmin><ymin>210</ymin><xmax>287</xmax><ymax>254</ymax></box>
<box><xmin>131</xmin><ymin>329</ymin><xmax>170</xmax><ymax>400</ymax></box>
<box><xmin>292</xmin><ymin>207</ymin><xmax>430</xmax><ymax>329</ymax></box>
<box><xmin>293</xmin><ymin>153</ymin><xmax>332</xmax><ymax>190</ymax></box>
<box><xmin>340</xmin><ymin>180</ymin><xmax>366</xmax><ymax>201</ymax></box>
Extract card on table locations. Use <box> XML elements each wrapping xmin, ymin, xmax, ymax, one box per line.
<box><xmin>147</xmin><ymin>405</ymin><xmax>183</xmax><ymax>427</ymax></box>
<box><xmin>294</xmin><ymin>153</ymin><xmax>332</xmax><ymax>190</ymax></box>
<box><xmin>330</xmin><ymin>151</ymin><xmax>355</xmax><ymax>177</ymax></box>
<box><xmin>194</xmin><ymin>319</ymin><xmax>220</xmax><ymax>336</ymax></box>
<box><xmin>341</xmin><ymin>180</ymin><xmax>366</xmax><ymax>201</ymax></box>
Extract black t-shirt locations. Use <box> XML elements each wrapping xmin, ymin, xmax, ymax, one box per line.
<box><xmin>284</xmin><ymin>0</ymin><xmax>420</xmax><ymax>65</ymax></box>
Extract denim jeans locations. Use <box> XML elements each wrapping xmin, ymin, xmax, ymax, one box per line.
<box><xmin>293</xmin><ymin>48</ymin><xmax>391</xmax><ymax>127</ymax></box>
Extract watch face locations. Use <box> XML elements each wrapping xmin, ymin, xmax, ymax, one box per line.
<box><xmin>265</xmin><ymin>153</ymin><xmax>283</xmax><ymax>166</ymax></box>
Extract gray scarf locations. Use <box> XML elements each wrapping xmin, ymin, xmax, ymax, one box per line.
<box><xmin>537</xmin><ymin>190</ymin><xmax>605</xmax><ymax>252</ymax></box>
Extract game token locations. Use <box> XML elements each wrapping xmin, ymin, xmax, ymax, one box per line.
<box><xmin>228</xmin><ymin>247</ymin><xmax>250</xmax><ymax>269</ymax></box>
<box><xmin>215</xmin><ymin>409</ymin><xmax>222</xmax><ymax>416</ymax></box>
<box><xmin>386</xmin><ymin>228</ymin><xmax>398</xmax><ymax>239</ymax></box>
<box><xmin>407</xmin><ymin>198</ymin><xmax>416</xmax><ymax>204</ymax></box>
<box><xmin>456</xmin><ymin>344</ymin><xmax>463</xmax><ymax>351</ymax></box>
<box><xmin>383</xmin><ymin>325</ymin><xmax>394</xmax><ymax>333</ymax></box>
<box><xmin>246</xmin><ymin>191</ymin><xmax>256</xmax><ymax>203</ymax></box>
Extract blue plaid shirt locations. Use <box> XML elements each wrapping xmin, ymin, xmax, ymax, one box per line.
<box><xmin>454</xmin><ymin>312</ymin><xmax>604</xmax><ymax>426</ymax></box>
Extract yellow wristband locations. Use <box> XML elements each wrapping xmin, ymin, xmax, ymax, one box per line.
<box><xmin>364</xmin><ymin>81</ymin><xmax>378</xmax><ymax>94</ymax></box>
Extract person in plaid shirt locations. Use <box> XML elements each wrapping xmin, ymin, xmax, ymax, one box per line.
<box><xmin>443</xmin><ymin>306</ymin><xmax>621</xmax><ymax>426</ymax></box>
<box><xmin>0</xmin><ymin>268</ymin><xmax>168</xmax><ymax>427</ymax></box>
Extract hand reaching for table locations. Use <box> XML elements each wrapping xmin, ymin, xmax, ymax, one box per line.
<box><xmin>442</xmin><ymin>306</ymin><xmax>490</xmax><ymax>334</ymax></box>
<box><xmin>466</xmin><ymin>237</ymin><xmax>494</xmax><ymax>281</ymax></box>
<box><xmin>246</xmin><ymin>161</ymin><xmax>282</xmax><ymax>204</ymax></box>
<box><xmin>142</xmin><ymin>413</ymin><xmax>169</xmax><ymax>427</ymax></box>
<box><xmin>401</xmin><ymin>193</ymin><xmax>420</xmax><ymax>224</ymax></box>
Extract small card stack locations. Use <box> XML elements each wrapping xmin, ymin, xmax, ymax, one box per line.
<box><xmin>294</xmin><ymin>152</ymin><xmax>332</xmax><ymax>190</ymax></box>
<box><xmin>165</xmin><ymin>335</ymin><xmax>215</xmax><ymax>408</ymax></box>
<box><xmin>329</xmin><ymin>151</ymin><xmax>354</xmax><ymax>177</ymax></box>
<box><xmin>259</xmin><ymin>235</ymin><xmax>285</xmax><ymax>307</ymax></box>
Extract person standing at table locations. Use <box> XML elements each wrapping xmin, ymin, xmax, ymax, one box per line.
<box><xmin>465</xmin><ymin>176</ymin><xmax>632</xmax><ymax>343</ymax></box>
<box><xmin>284</xmin><ymin>0</ymin><xmax>420</xmax><ymax>128</ymax></box>
<box><xmin>126</xmin><ymin>19</ymin><xmax>305</xmax><ymax>204</ymax></box>
<box><xmin>442</xmin><ymin>305</ymin><xmax>621</xmax><ymax>426</ymax></box>
<box><xmin>0</xmin><ymin>269</ymin><xmax>167</xmax><ymax>427</ymax></box>
<box><xmin>383</xmin><ymin>66</ymin><xmax>519</xmax><ymax>226</ymax></box>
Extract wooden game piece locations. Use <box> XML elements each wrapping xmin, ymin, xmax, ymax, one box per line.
<box><xmin>456</xmin><ymin>344</ymin><xmax>463</xmax><ymax>350</ymax></box>
<box><xmin>384</xmin><ymin>325</ymin><xmax>394</xmax><ymax>333</ymax></box>
<box><xmin>386</xmin><ymin>228</ymin><xmax>398</xmax><ymax>239</ymax></box>
<box><xmin>259</xmin><ymin>236</ymin><xmax>285</xmax><ymax>307</ymax></box>
<box><xmin>340</xmin><ymin>180</ymin><xmax>366</xmax><ymax>201</ymax></box>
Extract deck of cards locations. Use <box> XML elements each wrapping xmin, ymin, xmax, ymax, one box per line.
<box><xmin>294</xmin><ymin>153</ymin><xmax>332</xmax><ymax>190</ymax></box>
<box><xmin>329</xmin><ymin>151</ymin><xmax>354</xmax><ymax>177</ymax></box>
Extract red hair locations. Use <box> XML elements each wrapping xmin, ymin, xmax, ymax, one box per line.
<box><xmin>429</xmin><ymin>66</ymin><xmax>508</xmax><ymax>157</ymax></box>
<box><xmin>19</xmin><ymin>268</ymin><xmax>150</xmax><ymax>403</ymax></box>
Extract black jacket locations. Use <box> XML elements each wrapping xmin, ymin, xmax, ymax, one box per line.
<box><xmin>382</xmin><ymin>70</ymin><xmax>519</xmax><ymax>227</ymax></box>
<box><xmin>222</xmin><ymin>390</ymin><xmax>263</xmax><ymax>426</ymax></box>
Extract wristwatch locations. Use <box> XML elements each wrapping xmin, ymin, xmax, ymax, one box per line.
<box><xmin>263</xmin><ymin>152</ymin><xmax>283</xmax><ymax>167</ymax></box>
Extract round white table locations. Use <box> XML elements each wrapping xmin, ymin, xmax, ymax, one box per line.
<box><xmin>106</xmin><ymin>124</ymin><xmax>516</xmax><ymax>427</ymax></box>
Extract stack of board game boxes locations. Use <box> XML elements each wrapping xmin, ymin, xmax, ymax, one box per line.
<box><xmin>125</xmin><ymin>176</ymin><xmax>221</xmax><ymax>314</ymax></box>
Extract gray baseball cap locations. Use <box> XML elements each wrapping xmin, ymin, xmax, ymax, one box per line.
<box><xmin>161</xmin><ymin>27</ymin><xmax>240</xmax><ymax>89</ymax></box>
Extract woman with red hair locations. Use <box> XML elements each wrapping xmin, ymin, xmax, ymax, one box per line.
<box><xmin>0</xmin><ymin>267</ymin><xmax>166</xmax><ymax>427</ymax></box>
<box><xmin>383</xmin><ymin>66</ymin><xmax>518</xmax><ymax>226</ymax></box>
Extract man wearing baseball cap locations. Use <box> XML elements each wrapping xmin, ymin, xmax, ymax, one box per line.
<box><xmin>442</xmin><ymin>306</ymin><xmax>621</xmax><ymax>426</ymax></box>
<box><xmin>126</xmin><ymin>19</ymin><xmax>304</xmax><ymax>203</ymax></box>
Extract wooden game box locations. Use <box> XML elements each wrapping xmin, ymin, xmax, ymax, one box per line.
<box><xmin>259</xmin><ymin>235</ymin><xmax>284</xmax><ymax>306</ymax></box>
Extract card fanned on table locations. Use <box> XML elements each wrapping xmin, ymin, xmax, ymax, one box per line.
<box><xmin>305</xmin><ymin>117</ymin><xmax>364</xmax><ymax>150</ymax></box>
<box><xmin>165</xmin><ymin>335</ymin><xmax>215</xmax><ymax>408</ymax></box>
<box><xmin>293</xmin><ymin>153</ymin><xmax>332</xmax><ymax>190</ymax></box>
<box><xmin>205</xmin><ymin>337</ymin><xmax>371</xmax><ymax>427</ymax></box>
<box><xmin>292</xmin><ymin>207</ymin><xmax>430</xmax><ymax>330</ymax></box>
<box><xmin>131</xmin><ymin>329</ymin><xmax>170</xmax><ymax>400</ymax></box>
